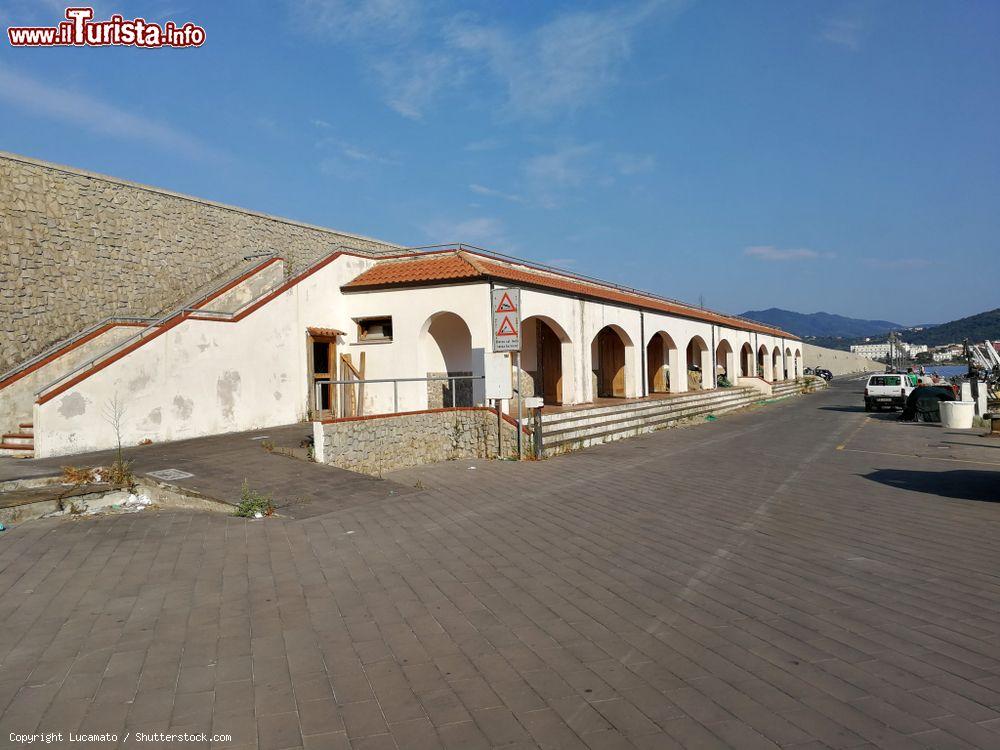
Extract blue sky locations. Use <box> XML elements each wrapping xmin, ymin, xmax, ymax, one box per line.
<box><xmin>1</xmin><ymin>1</ymin><xmax>998</xmax><ymax>324</ymax></box>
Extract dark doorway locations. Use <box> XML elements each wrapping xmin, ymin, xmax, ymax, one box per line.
<box><xmin>595</xmin><ymin>327</ymin><xmax>626</xmax><ymax>398</ymax></box>
<box><xmin>535</xmin><ymin>319</ymin><xmax>563</xmax><ymax>405</ymax></box>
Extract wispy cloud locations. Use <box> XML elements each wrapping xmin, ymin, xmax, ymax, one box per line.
<box><xmin>821</xmin><ymin>17</ymin><xmax>865</xmax><ymax>50</ymax></box>
<box><xmin>445</xmin><ymin>2</ymin><xmax>684</xmax><ymax>120</ymax></box>
<box><xmin>289</xmin><ymin>0</ymin><xmax>687</xmax><ymax>120</ymax></box>
<box><xmin>0</xmin><ymin>65</ymin><xmax>219</xmax><ymax>160</ymax></box>
<box><xmin>469</xmin><ymin>183</ymin><xmax>524</xmax><ymax>203</ymax></box>
<box><xmin>464</xmin><ymin>138</ymin><xmax>502</xmax><ymax>152</ymax></box>
<box><xmin>421</xmin><ymin>216</ymin><xmax>512</xmax><ymax>250</ymax></box>
<box><xmin>744</xmin><ymin>245</ymin><xmax>834</xmax><ymax>262</ymax></box>
<box><xmin>863</xmin><ymin>257</ymin><xmax>934</xmax><ymax>270</ymax></box>
<box><xmin>613</xmin><ymin>152</ymin><xmax>656</xmax><ymax>175</ymax></box>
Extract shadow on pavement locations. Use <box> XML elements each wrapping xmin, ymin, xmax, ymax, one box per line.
<box><xmin>863</xmin><ymin>468</ymin><xmax>1000</xmax><ymax>503</ymax></box>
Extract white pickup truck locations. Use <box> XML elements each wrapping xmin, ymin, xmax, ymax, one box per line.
<box><xmin>864</xmin><ymin>373</ymin><xmax>916</xmax><ymax>411</ymax></box>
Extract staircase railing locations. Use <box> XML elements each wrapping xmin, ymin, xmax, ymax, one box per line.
<box><xmin>34</xmin><ymin>254</ymin><xmax>280</xmax><ymax>401</ymax></box>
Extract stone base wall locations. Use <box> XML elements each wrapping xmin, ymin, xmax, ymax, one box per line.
<box><xmin>426</xmin><ymin>372</ymin><xmax>473</xmax><ymax>408</ymax></box>
<box><xmin>0</xmin><ymin>152</ymin><xmax>401</xmax><ymax>373</ymax></box>
<box><xmin>320</xmin><ymin>408</ymin><xmax>524</xmax><ymax>475</ymax></box>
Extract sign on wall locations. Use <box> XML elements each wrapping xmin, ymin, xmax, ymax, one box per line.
<box><xmin>491</xmin><ymin>288</ymin><xmax>521</xmax><ymax>352</ymax></box>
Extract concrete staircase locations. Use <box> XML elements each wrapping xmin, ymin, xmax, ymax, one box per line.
<box><xmin>539</xmin><ymin>379</ymin><xmax>825</xmax><ymax>457</ymax></box>
<box><xmin>0</xmin><ymin>421</ymin><xmax>34</xmax><ymax>458</ymax></box>
<box><xmin>540</xmin><ymin>387</ymin><xmax>762</xmax><ymax>456</ymax></box>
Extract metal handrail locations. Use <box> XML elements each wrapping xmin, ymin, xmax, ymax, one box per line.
<box><xmin>0</xmin><ymin>315</ymin><xmax>156</xmax><ymax>384</ymax></box>
<box><xmin>315</xmin><ymin>374</ymin><xmax>485</xmax><ymax>418</ymax></box>
<box><xmin>34</xmin><ymin>253</ymin><xmax>283</xmax><ymax>399</ymax></box>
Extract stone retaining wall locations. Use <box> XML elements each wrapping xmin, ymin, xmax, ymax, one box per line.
<box><xmin>803</xmin><ymin>343</ymin><xmax>883</xmax><ymax>376</ymax></box>
<box><xmin>319</xmin><ymin>408</ymin><xmax>524</xmax><ymax>475</ymax></box>
<box><xmin>0</xmin><ymin>151</ymin><xmax>402</xmax><ymax>372</ymax></box>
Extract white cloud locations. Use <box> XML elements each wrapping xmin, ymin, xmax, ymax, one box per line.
<box><xmin>744</xmin><ymin>245</ymin><xmax>834</xmax><ymax>262</ymax></box>
<box><xmin>464</xmin><ymin>138</ymin><xmax>502</xmax><ymax>152</ymax></box>
<box><xmin>821</xmin><ymin>17</ymin><xmax>864</xmax><ymax>50</ymax></box>
<box><xmin>863</xmin><ymin>257</ymin><xmax>933</xmax><ymax>270</ymax></box>
<box><xmin>445</xmin><ymin>2</ymin><xmax>679</xmax><ymax>120</ymax></box>
<box><xmin>614</xmin><ymin>152</ymin><xmax>656</xmax><ymax>175</ymax></box>
<box><xmin>373</xmin><ymin>52</ymin><xmax>460</xmax><ymax>120</ymax></box>
<box><xmin>469</xmin><ymin>183</ymin><xmax>524</xmax><ymax>203</ymax></box>
<box><xmin>421</xmin><ymin>216</ymin><xmax>511</xmax><ymax>250</ymax></box>
<box><xmin>0</xmin><ymin>65</ymin><xmax>219</xmax><ymax>160</ymax></box>
<box><xmin>289</xmin><ymin>0</ymin><xmax>687</xmax><ymax>120</ymax></box>
<box><xmin>294</xmin><ymin>0</ymin><xmax>421</xmax><ymax>37</ymax></box>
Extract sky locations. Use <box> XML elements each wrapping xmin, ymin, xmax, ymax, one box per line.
<box><xmin>1</xmin><ymin>0</ymin><xmax>998</xmax><ymax>325</ymax></box>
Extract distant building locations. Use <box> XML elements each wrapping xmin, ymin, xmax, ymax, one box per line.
<box><xmin>850</xmin><ymin>341</ymin><xmax>927</xmax><ymax>359</ymax></box>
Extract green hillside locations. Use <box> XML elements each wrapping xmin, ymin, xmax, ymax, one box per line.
<box><xmin>908</xmin><ymin>308</ymin><xmax>1000</xmax><ymax>346</ymax></box>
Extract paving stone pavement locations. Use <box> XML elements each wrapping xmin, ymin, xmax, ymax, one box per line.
<box><xmin>1</xmin><ymin>378</ymin><xmax>999</xmax><ymax>749</ymax></box>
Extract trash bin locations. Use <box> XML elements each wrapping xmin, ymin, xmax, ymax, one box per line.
<box><xmin>940</xmin><ymin>401</ymin><xmax>975</xmax><ymax>429</ymax></box>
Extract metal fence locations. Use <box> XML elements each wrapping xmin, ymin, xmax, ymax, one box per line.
<box><xmin>315</xmin><ymin>374</ymin><xmax>485</xmax><ymax>419</ymax></box>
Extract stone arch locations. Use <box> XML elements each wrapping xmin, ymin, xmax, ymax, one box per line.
<box><xmin>420</xmin><ymin>311</ymin><xmax>474</xmax><ymax>407</ymax></box>
<box><xmin>772</xmin><ymin>346</ymin><xmax>782</xmax><ymax>381</ymax></box>
<box><xmin>521</xmin><ymin>315</ymin><xmax>572</xmax><ymax>406</ymax></box>
<box><xmin>686</xmin><ymin>335</ymin><xmax>712</xmax><ymax>390</ymax></box>
<box><xmin>715</xmin><ymin>338</ymin><xmax>736</xmax><ymax>385</ymax></box>
<box><xmin>794</xmin><ymin>347</ymin><xmax>802</xmax><ymax>378</ymax></box>
<box><xmin>646</xmin><ymin>331</ymin><xmax>680</xmax><ymax>394</ymax></box>
<box><xmin>784</xmin><ymin>347</ymin><xmax>793</xmax><ymax>380</ymax></box>
<box><xmin>758</xmin><ymin>344</ymin><xmax>771</xmax><ymax>380</ymax></box>
<box><xmin>740</xmin><ymin>342</ymin><xmax>755</xmax><ymax>378</ymax></box>
<box><xmin>591</xmin><ymin>325</ymin><xmax>633</xmax><ymax>398</ymax></box>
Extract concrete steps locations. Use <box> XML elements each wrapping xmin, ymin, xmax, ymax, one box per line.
<box><xmin>0</xmin><ymin>421</ymin><xmax>34</xmax><ymax>457</ymax></box>
<box><xmin>540</xmin><ymin>387</ymin><xmax>762</xmax><ymax>456</ymax></box>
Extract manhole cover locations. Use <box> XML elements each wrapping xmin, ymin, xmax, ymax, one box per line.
<box><xmin>147</xmin><ymin>469</ymin><xmax>194</xmax><ymax>481</ymax></box>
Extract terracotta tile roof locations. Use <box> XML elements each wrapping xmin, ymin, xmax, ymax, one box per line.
<box><xmin>343</xmin><ymin>251</ymin><xmax>798</xmax><ymax>340</ymax></box>
<box><xmin>308</xmin><ymin>327</ymin><xmax>345</xmax><ymax>338</ymax></box>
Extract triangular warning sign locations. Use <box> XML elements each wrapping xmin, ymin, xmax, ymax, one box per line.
<box><xmin>495</xmin><ymin>292</ymin><xmax>517</xmax><ymax>313</ymax></box>
<box><xmin>496</xmin><ymin>315</ymin><xmax>518</xmax><ymax>336</ymax></box>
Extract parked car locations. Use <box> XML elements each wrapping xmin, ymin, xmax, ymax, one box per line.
<box><xmin>864</xmin><ymin>373</ymin><xmax>913</xmax><ymax>411</ymax></box>
<box><xmin>814</xmin><ymin>368</ymin><xmax>833</xmax><ymax>381</ymax></box>
<box><xmin>803</xmin><ymin>367</ymin><xmax>814</xmax><ymax>375</ymax></box>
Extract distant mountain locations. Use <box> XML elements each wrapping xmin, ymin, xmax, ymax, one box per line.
<box><xmin>907</xmin><ymin>308</ymin><xmax>1000</xmax><ymax>347</ymax></box>
<box><xmin>739</xmin><ymin>308</ymin><xmax>904</xmax><ymax>339</ymax></box>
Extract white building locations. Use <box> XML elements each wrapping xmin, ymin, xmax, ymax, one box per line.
<box><xmin>1</xmin><ymin>246</ymin><xmax>803</xmax><ymax>458</ymax></box>
<box><xmin>850</xmin><ymin>341</ymin><xmax>927</xmax><ymax>359</ymax></box>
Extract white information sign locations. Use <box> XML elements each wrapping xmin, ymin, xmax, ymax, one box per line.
<box><xmin>484</xmin><ymin>352</ymin><xmax>513</xmax><ymax>401</ymax></box>
<box><xmin>491</xmin><ymin>288</ymin><xmax>521</xmax><ymax>352</ymax></box>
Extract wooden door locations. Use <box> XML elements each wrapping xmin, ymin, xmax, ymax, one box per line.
<box><xmin>597</xmin><ymin>329</ymin><xmax>625</xmax><ymax>398</ymax></box>
<box><xmin>308</xmin><ymin>335</ymin><xmax>336</xmax><ymax>418</ymax></box>
<box><xmin>647</xmin><ymin>336</ymin><xmax>665</xmax><ymax>393</ymax></box>
<box><xmin>537</xmin><ymin>320</ymin><xmax>563</xmax><ymax>405</ymax></box>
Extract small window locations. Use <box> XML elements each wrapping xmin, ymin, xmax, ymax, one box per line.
<box><xmin>886</xmin><ymin>376</ymin><xmax>901</xmax><ymax>386</ymax></box>
<box><xmin>870</xmin><ymin>377</ymin><xmax>885</xmax><ymax>386</ymax></box>
<box><xmin>357</xmin><ymin>316</ymin><xmax>393</xmax><ymax>342</ymax></box>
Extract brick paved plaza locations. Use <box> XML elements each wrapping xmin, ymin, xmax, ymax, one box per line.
<box><xmin>2</xmin><ymin>379</ymin><xmax>999</xmax><ymax>749</ymax></box>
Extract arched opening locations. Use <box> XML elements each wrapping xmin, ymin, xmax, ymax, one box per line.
<box><xmin>784</xmin><ymin>347</ymin><xmax>792</xmax><ymax>380</ymax></box>
<box><xmin>772</xmin><ymin>346</ymin><xmax>782</xmax><ymax>382</ymax></box>
<box><xmin>521</xmin><ymin>315</ymin><xmax>571</xmax><ymax>406</ymax></box>
<box><xmin>757</xmin><ymin>344</ymin><xmax>770</xmax><ymax>380</ymax></box>
<box><xmin>646</xmin><ymin>331</ymin><xmax>678</xmax><ymax>394</ymax></box>
<box><xmin>686</xmin><ymin>335</ymin><xmax>712</xmax><ymax>390</ymax></box>
<box><xmin>592</xmin><ymin>326</ymin><xmax>629</xmax><ymax>398</ymax></box>
<box><xmin>794</xmin><ymin>348</ymin><xmax>802</xmax><ymax>378</ymax></box>
<box><xmin>740</xmin><ymin>343</ymin><xmax>754</xmax><ymax>378</ymax></box>
<box><xmin>715</xmin><ymin>339</ymin><xmax>735</xmax><ymax>385</ymax></box>
<box><xmin>421</xmin><ymin>312</ymin><xmax>474</xmax><ymax>407</ymax></box>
